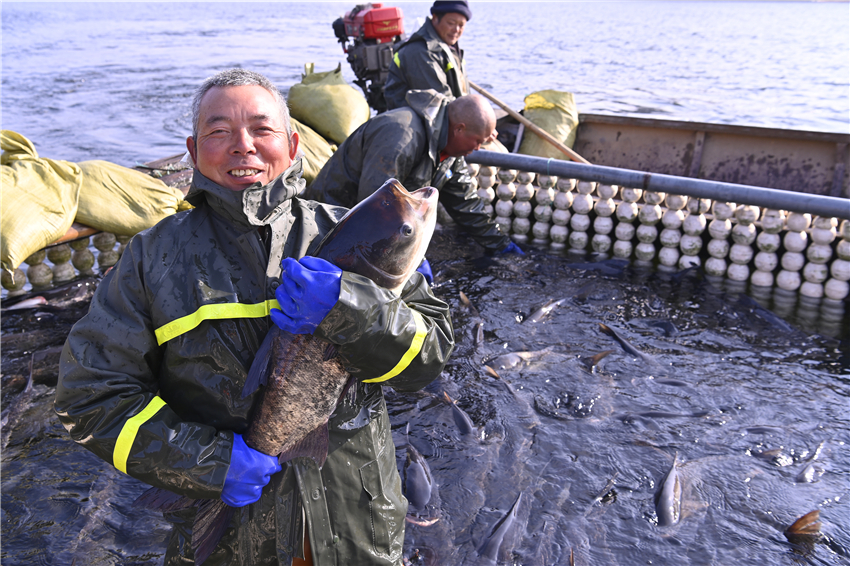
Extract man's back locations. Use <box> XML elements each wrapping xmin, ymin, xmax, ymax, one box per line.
<box><xmin>304</xmin><ymin>105</ymin><xmax>434</xmax><ymax>207</ymax></box>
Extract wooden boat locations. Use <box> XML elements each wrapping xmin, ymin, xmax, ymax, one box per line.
<box><xmin>495</xmin><ymin>112</ymin><xmax>849</xmax><ymax>198</ymax></box>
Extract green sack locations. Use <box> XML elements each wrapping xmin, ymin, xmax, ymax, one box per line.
<box><xmin>288</xmin><ymin>63</ymin><xmax>371</xmax><ymax>145</ymax></box>
<box><xmin>291</xmin><ymin>117</ymin><xmax>336</xmax><ymax>186</ymax></box>
<box><xmin>75</xmin><ymin>160</ymin><xmax>188</xmax><ymax>236</ymax></box>
<box><xmin>1</xmin><ymin>130</ymin><xmax>81</xmax><ymax>274</ymax></box>
<box><xmin>517</xmin><ymin>90</ymin><xmax>579</xmax><ymax>160</ymax></box>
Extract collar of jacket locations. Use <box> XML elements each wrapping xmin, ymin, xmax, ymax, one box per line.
<box><xmin>185</xmin><ymin>158</ymin><xmax>306</xmax><ymax>230</ymax></box>
<box><xmin>402</xmin><ymin>90</ymin><xmax>451</xmax><ymax>165</ymax></box>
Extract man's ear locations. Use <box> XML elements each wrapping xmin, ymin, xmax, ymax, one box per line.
<box><xmin>186</xmin><ymin>136</ymin><xmax>197</xmax><ymax>164</ymax></box>
<box><xmin>288</xmin><ymin>131</ymin><xmax>300</xmax><ymax>160</ymax></box>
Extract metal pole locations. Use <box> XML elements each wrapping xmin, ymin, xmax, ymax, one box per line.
<box><xmin>467</xmin><ymin>150</ymin><xmax>850</xmax><ymax>220</ymax></box>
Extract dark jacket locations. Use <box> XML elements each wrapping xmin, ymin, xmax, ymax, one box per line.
<box><xmin>54</xmin><ymin>159</ymin><xmax>455</xmax><ymax>565</ymax></box>
<box><xmin>384</xmin><ymin>18</ymin><xmax>469</xmax><ymax>111</ymax></box>
<box><xmin>304</xmin><ymin>90</ymin><xmax>510</xmax><ymax>252</ymax></box>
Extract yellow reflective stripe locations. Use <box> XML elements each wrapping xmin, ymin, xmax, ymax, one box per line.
<box><xmin>446</xmin><ymin>61</ymin><xmax>454</xmax><ymax>71</ymax></box>
<box><xmin>113</xmin><ymin>396</ymin><xmax>166</xmax><ymax>474</ymax></box>
<box><xmin>393</xmin><ymin>52</ymin><xmax>400</xmax><ymax>67</ymax></box>
<box><xmin>363</xmin><ymin>311</ymin><xmax>427</xmax><ymax>383</ymax></box>
<box><xmin>154</xmin><ymin>300</ymin><xmax>280</xmax><ymax>345</ymax></box>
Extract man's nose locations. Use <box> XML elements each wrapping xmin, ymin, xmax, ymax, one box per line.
<box><xmin>231</xmin><ymin>128</ymin><xmax>256</xmax><ymax>154</ymax></box>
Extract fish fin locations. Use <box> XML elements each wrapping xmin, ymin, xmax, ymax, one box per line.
<box><xmin>322</xmin><ymin>343</ymin><xmax>337</xmax><ymax>362</ymax></box>
<box><xmin>279</xmin><ymin>422</ymin><xmax>330</xmax><ymax>467</ymax></box>
<box><xmin>243</xmin><ymin>326</ymin><xmax>280</xmax><ymax>398</ymax></box>
<box><xmin>406</xmin><ymin>514</ymin><xmax>440</xmax><ymax>526</ymax></box>
<box><xmin>132</xmin><ymin>487</ymin><xmax>195</xmax><ymax>512</ymax></box>
<box><xmin>785</xmin><ymin>510</ymin><xmax>821</xmax><ymax>536</ymax></box>
<box><xmin>192</xmin><ymin>498</ymin><xmax>235</xmax><ymax>566</ymax></box>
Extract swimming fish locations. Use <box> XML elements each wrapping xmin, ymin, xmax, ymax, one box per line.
<box><xmin>134</xmin><ymin>179</ymin><xmax>439</xmax><ymax>565</ymax></box>
<box><xmin>484</xmin><ymin>347</ymin><xmax>554</xmax><ymax>373</ymax></box>
<box><xmin>525</xmin><ymin>298</ymin><xmax>568</xmax><ymax>324</ymax></box>
<box><xmin>655</xmin><ymin>453</ymin><xmax>683</xmax><ymax>527</ymax></box>
<box><xmin>403</xmin><ymin>423</ymin><xmax>437</xmax><ymax>525</ymax></box>
<box><xmin>444</xmin><ymin>391</ymin><xmax>477</xmax><ymax>438</ymax></box>
<box><xmin>477</xmin><ymin>492</ymin><xmax>524</xmax><ymax>564</ymax></box>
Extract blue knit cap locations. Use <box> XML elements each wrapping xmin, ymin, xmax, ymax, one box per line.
<box><xmin>431</xmin><ymin>0</ymin><xmax>472</xmax><ymax>21</ymax></box>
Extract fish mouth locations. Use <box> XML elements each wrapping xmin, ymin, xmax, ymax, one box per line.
<box><xmin>354</xmin><ymin>247</ymin><xmax>406</xmax><ymax>286</ymax></box>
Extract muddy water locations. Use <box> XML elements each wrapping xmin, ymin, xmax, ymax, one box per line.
<box><xmin>2</xmin><ymin>226</ymin><xmax>847</xmax><ymax>565</ymax></box>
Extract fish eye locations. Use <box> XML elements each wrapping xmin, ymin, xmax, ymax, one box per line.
<box><xmin>382</xmin><ymin>200</ymin><xmax>390</xmax><ymax>207</ymax></box>
<box><xmin>400</xmin><ymin>223</ymin><xmax>414</xmax><ymax>237</ymax></box>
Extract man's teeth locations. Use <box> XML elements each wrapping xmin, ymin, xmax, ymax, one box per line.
<box><xmin>231</xmin><ymin>169</ymin><xmax>260</xmax><ymax>177</ymax></box>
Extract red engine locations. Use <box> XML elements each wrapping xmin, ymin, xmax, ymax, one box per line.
<box><xmin>341</xmin><ymin>3</ymin><xmax>404</xmax><ymax>45</ymax></box>
<box><xmin>332</xmin><ymin>4</ymin><xmax>405</xmax><ymax>112</ymax></box>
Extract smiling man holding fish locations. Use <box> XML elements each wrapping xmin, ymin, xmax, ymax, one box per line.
<box><xmin>54</xmin><ymin>69</ymin><xmax>455</xmax><ymax>566</ymax></box>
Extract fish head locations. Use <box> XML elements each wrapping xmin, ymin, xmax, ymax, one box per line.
<box><xmin>316</xmin><ymin>178</ymin><xmax>439</xmax><ymax>294</ymax></box>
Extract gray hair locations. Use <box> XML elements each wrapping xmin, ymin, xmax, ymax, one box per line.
<box><xmin>191</xmin><ymin>68</ymin><xmax>293</xmax><ymax>141</ymax></box>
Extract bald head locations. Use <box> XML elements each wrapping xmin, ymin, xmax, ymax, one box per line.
<box><xmin>447</xmin><ymin>94</ymin><xmax>496</xmax><ymax>136</ymax></box>
<box><xmin>443</xmin><ymin>94</ymin><xmax>497</xmax><ymax>157</ymax></box>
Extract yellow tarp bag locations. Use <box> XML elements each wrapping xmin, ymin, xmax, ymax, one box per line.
<box><xmin>517</xmin><ymin>90</ymin><xmax>579</xmax><ymax>160</ymax></box>
<box><xmin>1</xmin><ymin>130</ymin><xmax>82</xmax><ymax>274</ymax></box>
<box><xmin>75</xmin><ymin>160</ymin><xmax>188</xmax><ymax>236</ymax></box>
<box><xmin>288</xmin><ymin>63</ymin><xmax>371</xmax><ymax>145</ymax></box>
<box><xmin>291</xmin><ymin>117</ymin><xmax>336</xmax><ymax>186</ymax></box>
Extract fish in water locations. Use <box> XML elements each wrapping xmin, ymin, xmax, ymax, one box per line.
<box><xmin>655</xmin><ymin>453</ymin><xmax>683</xmax><ymax>527</ymax></box>
<box><xmin>444</xmin><ymin>391</ymin><xmax>477</xmax><ymax>438</ymax></box>
<box><xmin>598</xmin><ymin>323</ymin><xmax>648</xmax><ymax>360</ymax></box>
<box><xmin>795</xmin><ymin>440</ymin><xmax>825</xmax><ymax>483</ymax></box>
<box><xmin>403</xmin><ymin>423</ymin><xmax>438</xmax><ymax>526</ymax></box>
<box><xmin>134</xmin><ymin>179</ymin><xmax>439</xmax><ymax>565</ymax></box>
<box><xmin>478</xmin><ymin>492</ymin><xmax>524</xmax><ymax>564</ymax></box>
<box><xmin>1</xmin><ymin>295</ymin><xmax>47</xmax><ymax>311</ymax></box>
<box><xmin>484</xmin><ymin>347</ymin><xmax>554</xmax><ymax>373</ymax></box>
<box><xmin>525</xmin><ymin>298</ymin><xmax>568</xmax><ymax>324</ymax></box>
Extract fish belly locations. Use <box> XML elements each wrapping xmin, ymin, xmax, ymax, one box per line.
<box><xmin>245</xmin><ymin>333</ymin><xmax>349</xmax><ymax>458</ymax></box>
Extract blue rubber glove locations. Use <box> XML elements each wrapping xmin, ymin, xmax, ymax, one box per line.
<box><xmin>500</xmin><ymin>241</ymin><xmax>525</xmax><ymax>256</ymax></box>
<box><xmin>416</xmin><ymin>258</ymin><xmax>433</xmax><ymax>285</ymax></box>
<box><xmin>221</xmin><ymin>433</ymin><xmax>282</xmax><ymax>507</ymax></box>
<box><xmin>271</xmin><ymin>256</ymin><xmax>342</xmax><ymax>334</ymax></box>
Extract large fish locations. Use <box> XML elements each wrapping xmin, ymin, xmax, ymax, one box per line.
<box><xmin>134</xmin><ymin>178</ymin><xmax>439</xmax><ymax>565</ymax></box>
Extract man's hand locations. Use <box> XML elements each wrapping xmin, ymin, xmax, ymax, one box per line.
<box><xmin>221</xmin><ymin>434</ymin><xmax>282</xmax><ymax>507</ymax></box>
<box><xmin>271</xmin><ymin>256</ymin><xmax>342</xmax><ymax>334</ymax></box>
<box><xmin>499</xmin><ymin>241</ymin><xmax>525</xmax><ymax>256</ymax></box>
<box><xmin>416</xmin><ymin>258</ymin><xmax>434</xmax><ymax>285</ymax></box>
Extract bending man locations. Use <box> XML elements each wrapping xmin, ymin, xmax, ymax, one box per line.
<box><xmin>304</xmin><ymin>91</ymin><xmax>521</xmax><ymax>261</ymax></box>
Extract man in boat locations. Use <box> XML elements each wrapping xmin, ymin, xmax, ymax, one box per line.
<box><xmin>303</xmin><ymin>90</ymin><xmax>523</xmax><ymax>273</ymax></box>
<box><xmin>384</xmin><ymin>0</ymin><xmax>472</xmax><ymax>111</ymax></box>
<box><xmin>54</xmin><ymin>68</ymin><xmax>454</xmax><ymax>566</ymax></box>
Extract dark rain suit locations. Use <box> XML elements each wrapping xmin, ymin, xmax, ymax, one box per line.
<box><xmin>303</xmin><ymin>90</ymin><xmax>510</xmax><ymax>253</ymax></box>
<box><xmin>383</xmin><ymin>18</ymin><xmax>469</xmax><ymax>111</ymax></box>
<box><xmin>54</xmin><ymin>160</ymin><xmax>455</xmax><ymax>566</ymax></box>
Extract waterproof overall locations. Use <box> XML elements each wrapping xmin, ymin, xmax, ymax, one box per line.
<box><xmin>55</xmin><ymin>160</ymin><xmax>455</xmax><ymax>565</ymax></box>
<box><xmin>384</xmin><ymin>19</ymin><xmax>469</xmax><ymax>111</ymax></box>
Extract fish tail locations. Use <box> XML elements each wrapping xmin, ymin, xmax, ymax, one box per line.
<box><xmin>192</xmin><ymin>498</ymin><xmax>235</xmax><ymax>566</ymax></box>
